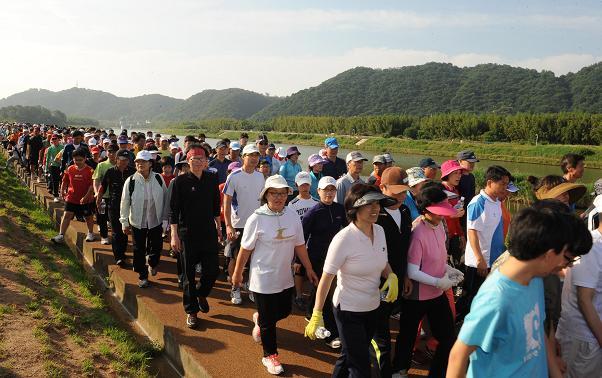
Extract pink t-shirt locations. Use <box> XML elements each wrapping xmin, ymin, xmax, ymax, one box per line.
<box><xmin>407</xmin><ymin>219</ymin><xmax>447</xmax><ymax>300</ymax></box>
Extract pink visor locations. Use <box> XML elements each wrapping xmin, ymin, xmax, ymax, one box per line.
<box><xmin>426</xmin><ymin>200</ymin><xmax>457</xmax><ymax>217</ymax></box>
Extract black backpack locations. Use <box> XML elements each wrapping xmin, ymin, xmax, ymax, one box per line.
<box><xmin>129</xmin><ymin>173</ymin><xmax>163</xmax><ymax>198</ymax></box>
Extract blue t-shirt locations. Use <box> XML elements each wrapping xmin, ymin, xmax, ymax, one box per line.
<box><xmin>279</xmin><ymin>160</ymin><xmax>302</xmax><ymax>188</ymax></box>
<box><xmin>458</xmin><ymin>269</ymin><xmax>548</xmax><ymax>378</ymax></box>
<box><xmin>464</xmin><ymin>190</ymin><xmax>505</xmax><ymax>267</ymax></box>
<box><xmin>404</xmin><ymin>192</ymin><xmax>420</xmax><ymax>221</ymax></box>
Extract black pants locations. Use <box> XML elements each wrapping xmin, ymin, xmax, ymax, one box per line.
<box><xmin>371</xmin><ymin>301</ymin><xmax>395</xmax><ymax>378</ymax></box>
<box><xmin>305</xmin><ymin>257</ymin><xmax>339</xmax><ymax>340</ymax></box>
<box><xmin>332</xmin><ymin>305</ymin><xmax>379</xmax><ymax>378</ymax></box>
<box><xmin>254</xmin><ymin>287</ymin><xmax>294</xmax><ymax>357</ymax></box>
<box><xmin>131</xmin><ymin>225</ymin><xmax>162</xmax><ymax>280</ymax></box>
<box><xmin>393</xmin><ymin>295</ymin><xmax>455</xmax><ymax>377</ymax></box>
<box><xmin>49</xmin><ymin>165</ymin><xmax>61</xmax><ymax>197</ymax></box>
<box><xmin>96</xmin><ymin>199</ymin><xmax>109</xmax><ymax>238</ymax></box>
<box><xmin>180</xmin><ymin>235</ymin><xmax>219</xmax><ymax>314</ymax></box>
<box><xmin>456</xmin><ymin>266</ymin><xmax>488</xmax><ymax>320</ymax></box>
<box><xmin>109</xmin><ymin>206</ymin><xmax>128</xmax><ymax>262</ymax></box>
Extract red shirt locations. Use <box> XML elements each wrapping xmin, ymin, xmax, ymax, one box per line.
<box><xmin>63</xmin><ymin>165</ymin><xmax>94</xmax><ymax>204</ymax></box>
<box><xmin>442</xmin><ymin>182</ymin><xmax>464</xmax><ymax>238</ymax></box>
<box><xmin>161</xmin><ymin>173</ymin><xmax>176</xmax><ymax>187</ymax></box>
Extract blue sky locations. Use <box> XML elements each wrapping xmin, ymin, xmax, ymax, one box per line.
<box><xmin>1</xmin><ymin>0</ymin><xmax>600</xmax><ymax>99</ymax></box>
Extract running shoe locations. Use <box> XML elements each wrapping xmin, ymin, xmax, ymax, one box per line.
<box><xmin>138</xmin><ymin>279</ymin><xmax>150</xmax><ymax>288</ymax></box>
<box><xmin>186</xmin><ymin>313</ymin><xmax>199</xmax><ymax>329</ymax></box>
<box><xmin>230</xmin><ymin>287</ymin><xmax>242</xmax><ymax>305</ymax></box>
<box><xmin>392</xmin><ymin>370</ymin><xmax>409</xmax><ymax>378</ymax></box>
<box><xmin>85</xmin><ymin>232</ymin><xmax>95</xmax><ymax>242</ymax></box>
<box><xmin>198</xmin><ymin>297</ymin><xmax>210</xmax><ymax>313</ymax></box>
<box><xmin>53</xmin><ymin>197</ymin><xmax>60</xmax><ymax>203</ymax></box>
<box><xmin>149</xmin><ymin>265</ymin><xmax>157</xmax><ymax>276</ymax></box>
<box><xmin>261</xmin><ymin>354</ymin><xmax>284</xmax><ymax>375</ymax></box>
<box><xmin>100</xmin><ymin>237</ymin><xmax>110</xmax><ymax>245</ymax></box>
<box><xmin>51</xmin><ymin>234</ymin><xmax>64</xmax><ymax>244</ymax></box>
<box><xmin>326</xmin><ymin>338</ymin><xmax>341</xmax><ymax>349</ymax></box>
<box><xmin>252</xmin><ymin>312</ymin><xmax>261</xmax><ymax>343</ymax></box>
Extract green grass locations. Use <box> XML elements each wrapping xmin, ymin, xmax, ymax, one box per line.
<box><xmin>0</xmin><ymin>152</ymin><xmax>160</xmax><ymax>377</ymax></box>
<box><xmin>161</xmin><ymin>127</ymin><xmax>602</xmax><ymax>168</ymax></box>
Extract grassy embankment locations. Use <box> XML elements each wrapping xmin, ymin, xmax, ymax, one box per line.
<box><xmin>0</xmin><ymin>155</ymin><xmax>161</xmax><ymax>377</ymax></box>
<box><xmin>159</xmin><ymin>128</ymin><xmax>602</xmax><ymax>169</ymax></box>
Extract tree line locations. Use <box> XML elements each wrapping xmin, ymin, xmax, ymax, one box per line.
<box><xmin>168</xmin><ymin>112</ymin><xmax>602</xmax><ymax>146</ymax></box>
<box><xmin>0</xmin><ymin>105</ymin><xmax>67</xmax><ymax>126</ymax></box>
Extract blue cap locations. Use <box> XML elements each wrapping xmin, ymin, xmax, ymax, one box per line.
<box><xmin>325</xmin><ymin>137</ymin><xmax>339</xmax><ymax>149</ymax></box>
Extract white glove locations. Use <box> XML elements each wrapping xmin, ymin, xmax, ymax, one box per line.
<box><xmin>436</xmin><ymin>275</ymin><xmax>454</xmax><ymax>291</ymax></box>
<box><xmin>446</xmin><ymin>265</ymin><xmax>464</xmax><ymax>283</ymax></box>
<box><xmin>162</xmin><ymin>220</ymin><xmax>169</xmax><ymax>232</ymax></box>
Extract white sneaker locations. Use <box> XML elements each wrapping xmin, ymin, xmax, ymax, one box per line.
<box><xmin>243</xmin><ymin>282</ymin><xmax>255</xmax><ymax>302</ymax></box>
<box><xmin>138</xmin><ymin>279</ymin><xmax>150</xmax><ymax>288</ymax></box>
<box><xmin>85</xmin><ymin>232</ymin><xmax>95</xmax><ymax>242</ymax></box>
<box><xmin>262</xmin><ymin>354</ymin><xmax>284</xmax><ymax>375</ymax></box>
<box><xmin>51</xmin><ymin>234</ymin><xmax>64</xmax><ymax>243</ymax></box>
<box><xmin>326</xmin><ymin>338</ymin><xmax>341</xmax><ymax>349</ymax></box>
<box><xmin>53</xmin><ymin>197</ymin><xmax>60</xmax><ymax>203</ymax></box>
<box><xmin>392</xmin><ymin>370</ymin><xmax>409</xmax><ymax>378</ymax></box>
<box><xmin>100</xmin><ymin>237</ymin><xmax>110</xmax><ymax>245</ymax></box>
<box><xmin>231</xmin><ymin>287</ymin><xmax>242</xmax><ymax>305</ymax></box>
<box><xmin>252</xmin><ymin>312</ymin><xmax>261</xmax><ymax>343</ymax></box>
<box><xmin>148</xmin><ymin>265</ymin><xmax>157</xmax><ymax>276</ymax></box>
<box><xmin>195</xmin><ymin>263</ymin><xmax>202</xmax><ymax>273</ymax></box>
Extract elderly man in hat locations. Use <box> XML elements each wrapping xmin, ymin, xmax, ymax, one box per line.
<box><xmin>335</xmin><ymin>151</ymin><xmax>368</xmax><ymax>204</ymax></box>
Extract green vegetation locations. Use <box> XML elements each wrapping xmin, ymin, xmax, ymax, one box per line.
<box><xmin>160</xmin><ymin>126</ymin><xmax>602</xmax><ymax>168</ymax></box>
<box><xmin>67</xmin><ymin>115</ymin><xmax>100</xmax><ymax>126</ymax></box>
<box><xmin>0</xmin><ymin>154</ymin><xmax>161</xmax><ymax>376</ymax></box>
<box><xmin>253</xmin><ymin>62</ymin><xmax>602</xmax><ymax>119</ymax></box>
<box><xmin>0</xmin><ymin>105</ymin><xmax>67</xmax><ymax>126</ymax></box>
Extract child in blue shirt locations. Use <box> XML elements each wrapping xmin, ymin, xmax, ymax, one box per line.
<box><xmin>447</xmin><ymin>205</ymin><xmax>592</xmax><ymax>378</ymax></box>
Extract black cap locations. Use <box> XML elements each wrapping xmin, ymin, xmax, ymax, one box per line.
<box><xmin>107</xmin><ymin>144</ymin><xmax>119</xmax><ymax>153</ymax></box>
<box><xmin>216</xmin><ymin>140</ymin><xmax>228</xmax><ymax>149</ymax></box>
<box><xmin>256</xmin><ymin>134</ymin><xmax>269</xmax><ymax>144</ymax></box>
<box><xmin>456</xmin><ymin>150</ymin><xmax>479</xmax><ymax>162</ymax></box>
<box><xmin>116</xmin><ymin>150</ymin><xmax>130</xmax><ymax>159</ymax></box>
<box><xmin>268</xmin><ymin>143</ymin><xmax>276</xmax><ymax>150</ymax></box>
<box><xmin>419</xmin><ymin>157</ymin><xmax>440</xmax><ymax>169</ymax></box>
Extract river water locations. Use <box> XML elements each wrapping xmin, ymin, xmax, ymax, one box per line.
<box><xmin>141</xmin><ymin>130</ymin><xmax>602</xmax><ymax>184</ymax></box>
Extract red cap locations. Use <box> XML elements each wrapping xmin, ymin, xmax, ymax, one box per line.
<box><xmin>91</xmin><ymin>146</ymin><xmax>101</xmax><ymax>154</ymax></box>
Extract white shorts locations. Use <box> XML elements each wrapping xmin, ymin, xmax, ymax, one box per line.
<box><xmin>560</xmin><ymin>336</ymin><xmax>602</xmax><ymax>378</ymax></box>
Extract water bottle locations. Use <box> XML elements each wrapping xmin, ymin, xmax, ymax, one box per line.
<box><xmin>315</xmin><ymin>327</ymin><xmax>331</xmax><ymax>339</ymax></box>
<box><xmin>99</xmin><ymin>199</ymin><xmax>106</xmax><ymax>214</ymax></box>
<box><xmin>235</xmin><ymin>231</ymin><xmax>241</xmax><ymax>240</ymax></box>
<box><xmin>455</xmin><ymin>196</ymin><xmax>465</xmax><ymax>210</ymax></box>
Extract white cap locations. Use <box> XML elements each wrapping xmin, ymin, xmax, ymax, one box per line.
<box><xmin>345</xmin><ymin>151</ymin><xmax>368</xmax><ymax>163</ymax></box>
<box><xmin>259</xmin><ymin>174</ymin><xmax>291</xmax><ymax>198</ymax></box>
<box><xmin>84</xmin><ymin>132</ymin><xmax>93</xmax><ymax>138</ymax></box>
<box><xmin>242</xmin><ymin>144</ymin><xmax>260</xmax><ymax>156</ymax></box>
<box><xmin>318</xmin><ymin>176</ymin><xmax>337</xmax><ymax>189</ymax></box>
<box><xmin>135</xmin><ymin>150</ymin><xmax>153</xmax><ymax>161</ymax></box>
<box><xmin>295</xmin><ymin>171</ymin><xmax>312</xmax><ymax>186</ymax></box>
<box><xmin>88</xmin><ymin>138</ymin><xmax>97</xmax><ymax>146</ymax></box>
<box><xmin>102</xmin><ymin>138</ymin><xmax>111</xmax><ymax>144</ymax></box>
<box><xmin>594</xmin><ymin>194</ymin><xmax>602</xmax><ymax>214</ymax></box>
<box><xmin>160</xmin><ymin>136</ymin><xmax>169</xmax><ymax>142</ymax></box>
<box><xmin>169</xmin><ymin>142</ymin><xmax>179</xmax><ymax>150</ymax></box>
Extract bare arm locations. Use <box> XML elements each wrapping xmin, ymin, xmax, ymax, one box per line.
<box><xmin>467</xmin><ymin>229</ymin><xmax>487</xmax><ymax>276</ymax></box>
<box><xmin>446</xmin><ymin>340</ymin><xmax>477</xmax><ymax>378</ymax></box>
<box><xmin>293</xmin><ymin>244</ymin><xmax>318</xmax><ymax>285</ymax></box>
<box><xmin>577</xmin><ymin>286</ymin><xmax>602</xmax><ymax>346</ymax></box>
<box><xmin>312</xmin><ymin>273</ymin><xmax>336</xmax><ymax>312</ymax></box>
<box><xmin>232</xmin><ymin>247</ymin><xmax>253</xmax><ymax>287</ymax></box>
<box><xmin>223</xmin><ymin>193</ymin><xmax>235</xmax><ymax>240</ymax></box>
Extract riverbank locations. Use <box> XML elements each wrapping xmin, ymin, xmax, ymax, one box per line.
<box><xmin>157</xmin><ymin>128</ymin><xmax>602</xmax><ymax>169</ymax></box>
<box><xmin>0</xmin><ymin>156</ymin><xmax>161</xmax><ymax>377</ymax></box>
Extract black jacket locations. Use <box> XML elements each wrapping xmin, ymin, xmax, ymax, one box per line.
<box><xmin>376</xmin><ymin>204</ymin><xmax>412</xmax><ymax>280</ymax></box>
<box><xmin>100</xmin><ymin>165</ymin><xmax>136</xmax><ymax>209</ymax></box>
<box><xmin>302</xmin><ymin>201</ymin><xmax>347</xmax><ymax>266</ymax></box>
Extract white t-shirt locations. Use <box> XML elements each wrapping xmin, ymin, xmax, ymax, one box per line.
<box><xmin>323</xmin><ymin>223</ymin><xmax>388</xmax><ymax>312</ymax></box>
<box><xmin>288</xmin><ymin>196</ymin><xmax>318</xmax><ymax>220</ymax></box>
<box><xmin>222</xmin><ymin>169</ymin><xmax>265</xmax><ymax>228</ymax></box>
<box><xmin>557</xmin><ymin>229</ymin><xmax>602</xmax><ymax>344</ymax></box>
<box><xmin>241</xmin><ymin>207</ymin><xmax>306</xmax><ymax>294</ymax></box>
<box><xmin>384</xmin><ymin>207</ymin><xmax>401</xmax><ymax>229</ymax></box>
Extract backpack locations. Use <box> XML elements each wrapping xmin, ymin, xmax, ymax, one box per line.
<box><xmin>129</xmin><ymin>173</ymin><xmax>163</xmax><ymax>198</ymax></box>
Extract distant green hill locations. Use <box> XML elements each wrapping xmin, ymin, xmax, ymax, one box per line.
<box><xmin>1</xmin><ymin>62</ymin><xmax>600</xmax><ymax>123</ymax></box>
<box><xmin>252</xmin><ymin>62</ymin><xmax>602</xmax><ymax>119</ymax></box>
<box><xmin>0</xmin><ymin>88</ymin><xmax>182</xmax><ymax>121</ymax></box>
<box><xmin>156</xmin><ymin>88</ymin><xmax>280</xmax><ymax>121</ymax></box>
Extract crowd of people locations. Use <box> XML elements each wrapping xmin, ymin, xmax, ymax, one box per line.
<box><xmin>1</xmin><ymin>121</ymin><xmax>601</xmax><ymax>378</ymax></box>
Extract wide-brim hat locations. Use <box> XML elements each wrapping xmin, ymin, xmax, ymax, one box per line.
<box><xmin>259</xmin><ymin>174</ymin><xmax>292</xmax><ymax>199</ymax></box>
<box><xmin>536</xmin><ymin>182</ymin><xmax>586</xmax><ymax>205</ymax></box>
<box><xmin>440</xmin><ymin>160</ymin><xmax>465</xmax><ymax>179</ymax></box>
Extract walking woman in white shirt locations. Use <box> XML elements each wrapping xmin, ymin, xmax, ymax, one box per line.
<box><xmin>232</xmin><ymin>175</ymin><xmax>318</xmax><ymax>375</ymax></box>
<box><xmin>305</xmin><ymin>183</ymin><xmax>399</xmax><ymax>377</ymax></box>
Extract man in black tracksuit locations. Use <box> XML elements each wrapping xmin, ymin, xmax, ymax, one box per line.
<box><xmin>98</xmin><ymin>150</ymin><xmax>136</xmax><ymax>265</ymax></box>
<box><xmin>372</xmin><ymin>167</ymin><xmax>413</xmax><ymax>378</ymax></box>
<box><xmin>169</xmin><ymin>144</ymin><xmax>221</xmax><ymax>329</ymax></box>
